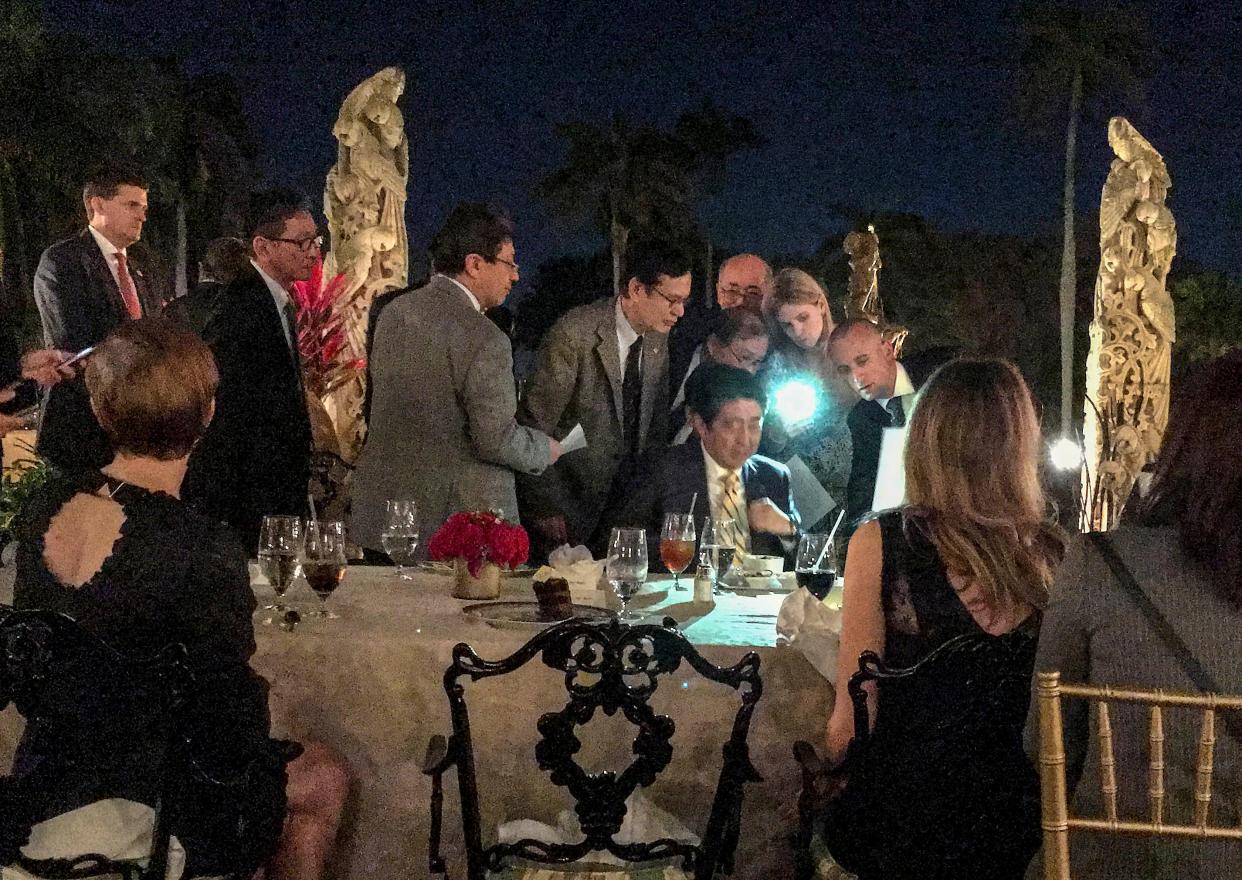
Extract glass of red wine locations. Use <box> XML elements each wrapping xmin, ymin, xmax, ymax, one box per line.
<box><xmin>795</xmin><ymin>533</ymin><xmax>837</xmax><ymax>601</ymax></box>
<box><xmin>301</xmin><ymin>520</ymin><xmax>347</xmax><ymax>619</ymax></box>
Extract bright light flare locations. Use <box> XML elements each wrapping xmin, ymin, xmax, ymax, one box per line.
<box><xmin>1050</xmin><ymin>438</ymin><xmax>1083</xmax><ymax>471</ymax></box>
<box><xmin>773</xmin><ymin>379</ymin><xmax>819</xmax><ymax>426</ymax></box>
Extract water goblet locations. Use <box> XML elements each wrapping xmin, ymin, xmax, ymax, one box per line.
<box><xmin>257</xmin><ymin>515</ymin><xmax>302</xmax><ymax>624</ymax></box>
<box><xmin>659</xmin><ymin>513</ymin><xmax>696</xmax><ymax>591</ymax></box>
<box><xmin>381</xmin><ymin>499</ymin><xmax>419</xmax><ymax>579</ymax></box>
<box><xmin>795</xmin><ymin>532</ymin><xmax>837</xmax><ymax>601</ymax></box>
<box><xmin>698</xmin><ymin>517</ymin><xmax>738</xmax><ymax>595</ymax></box>
<box><xmin>606</xmin><ymin>527</ymin><xmax>649</xmax><ymax>622</ymax></box>
<box><xmin>302</xmin><ymin>520</ymin><xmax>347</xmax><ymax>619</ymax></box>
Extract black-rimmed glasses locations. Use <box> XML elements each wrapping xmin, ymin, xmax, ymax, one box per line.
<box><xmin>267</xmin><ymin>234</ymin><xmax>324</xmax><ymax>252</ymax></box>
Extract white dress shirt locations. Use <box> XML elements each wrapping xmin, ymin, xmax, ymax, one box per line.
<box><xmin>703</xmin><ymin>447</ymin><xmax>751</xmax><ymax>551</ymax></box>
<box><xmin>441</xmin><ymin>274</ymin><xmax>483</xmax><ymax>313</ymax></box>
<box><xmin>87</xmin><ymin>224</ymin><xmax>126</xmax><ymax>291</ymax></box>
<box><xmin>615</xmin><ymin>297</ymin><xmax>641</xmax><ymax>373</ymax></box>
<box><xmin>874</xmin><ymin>362</ymin><xmax>916</xmax><ymax>420</ymax></box>
<box><xmin>250</xmin><ymin>260</ymin><xmax>297</xmax><ymax>353</ymax></box>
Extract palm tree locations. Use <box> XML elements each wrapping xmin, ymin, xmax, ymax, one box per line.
<box><xmin>538</xmin><ymin>102</ymin><xmax>762</xmax><ymax>295</ymax></box>
<box><xmin>1015</xmin><ymin>1</ymin><xmax>1153</xmax><ymax>436</ymax></box>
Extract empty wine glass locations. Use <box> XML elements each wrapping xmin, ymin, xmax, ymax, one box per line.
<box><xmin>302</xmin><ymin>520</ymin><xmax>347</xmax><ymax>619</ymax></box>
<box><xmin>257</xmin><ymin>515</ymin><xmax>302</xmax><ymax>624</ymax></box>
<box><xmin>660</xmin><ymin>513</ymin><xmax>696</xmax><ymax>591</ymax></box>
<box><xmin>381</xmin><ymin>499</ymin><xmax>419</xmax><ymax>579</ymax></box>
<box><xmin>606</xmin><ymin>527</ymin><xmax>648</xmax><ymax>622</ymax></box>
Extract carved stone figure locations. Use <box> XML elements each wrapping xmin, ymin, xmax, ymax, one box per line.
<box><xmin>322</xmin><ymin>66</ymin><xmax>410</xmax><ymax>462</ymax></box>
<box><xmin>1081</xmin><ymin>117</ymin><xmax>1176</xmax><ymax>531</ymax></box>
<box><xmin>843</xmin><ymin>224</ymin><xmax>907</xmax><ymax>356</ymax></box>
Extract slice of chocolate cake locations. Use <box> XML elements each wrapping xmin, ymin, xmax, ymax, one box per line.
<box><xmin>533</xmin><ymin>576</ymin><xmax>574</xmax><ymax>621</ymax></box>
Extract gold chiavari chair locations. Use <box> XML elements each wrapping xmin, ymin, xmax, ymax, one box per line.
<box><xmin>1037</xmin><ymin>670</ymin><xmax>1242</xmax><ymax>879</ymax></box>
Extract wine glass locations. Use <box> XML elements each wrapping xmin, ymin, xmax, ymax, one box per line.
<box><xmin>660</xmin><ymin>513</ymin><xmax>696</xmax><ymax>591</ymax></box>
<box><xmin>257</xmin><ymin>515</ymin><xmax>302</xmax><ymax>624</ymax></box>
<box><xmin>699</xmin><ymin>517</ymin><xmax>738</xmax><ymax>595</ymax></box>
<box><xmin>606</xmin><ymin>527</ymin><xmax>648</xmax><ymax>622</ymax></box>
<box><xmin>302</xmin><ymin>520</ymin><xmax>347</xmax><ymax>619</ymax></box>
<box><xmin>795</xmin><ymin>532</ymin><xmax>837</xmax><ymax>601</ymax></box>
<box><xmin>381</xmin><ymin>499</ymin><xmax>419</xmax><ymax>579</ymax></box>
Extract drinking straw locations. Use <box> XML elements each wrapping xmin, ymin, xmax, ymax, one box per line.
<box><xmin>814</xmin><ymin>509</ymin><xmax>847</xmax><ymax>570</ymax></box>
<box><xmin>307</xmin><ymin>492</ymin><xmax>320</xmax><ymax>528</ymax></box>
<box><xmin>688</xmin><ymin>492</ymin><xmax>698</xmax><ymax>518</ymax></box>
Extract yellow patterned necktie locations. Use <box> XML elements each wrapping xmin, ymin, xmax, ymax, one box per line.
<box><xmin>719</xmin><ymin>471</ymin><xmax>747</xmax><ymax>562</ymax></box>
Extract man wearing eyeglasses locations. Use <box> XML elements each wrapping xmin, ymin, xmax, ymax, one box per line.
<box><xmin>517</xmin><ymin>238</ymin><xmax>693</xmax><ymax>557</ymax></box>
<box><xmin>669</xmin><ymin>307</ymin><xmax>770</xmax><ymax>444</ymax></box>
<box><xmin>183</xmin><ymin>189</ymin><xmax>317</xmax><ymax>551</ymax></box>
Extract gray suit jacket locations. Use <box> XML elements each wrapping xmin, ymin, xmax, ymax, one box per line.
<box><xmin>350</xmin><ymin>276</ymin><xmax>552</xmax><ymax>550</ymax></box>
<box><xmin>517</xmin><ymin>296</ymin><xmax>669</xmax><ymax>545</ymax></box>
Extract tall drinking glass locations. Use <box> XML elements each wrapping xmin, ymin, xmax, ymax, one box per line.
<box><xmin>659</xmin><ymin>513</ymin><xmax>696</xmax><ymax>591</ymax></box>
<box><xmin>606</xmin><ymin>527</ymin><xmax>648</xmax><ymax>622</ymax></box>
<box><xmin>381</xmin><ymin>499</ymin><xmax>420</xmax><ymax>579</ymax></box>
<box><xmin>302</xmin><ymin>520</ymin><xmax>347</xmax><ymax>619</ymax></box>
<box><xmin>795</xmin><ymin>533</ymin><xmax>837</xmax><ymax>601</ymax></box>
<box><xmin>699</xmin><ymin>517</ymin><xmax>737</xmax><ymax>595</ymax></box>
<box><xmin>257</xmin><ymin>515</ymin><xmax>302</xmax><ymax>624</ymax></box>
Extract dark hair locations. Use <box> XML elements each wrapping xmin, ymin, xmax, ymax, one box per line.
<box><xmin>1135</xmin><ymin>348</ymin><xmax>1242</xmax><ymax>606</ymax></box>
<box><xmin>85</xmin><ymin>317</ymin><xmax>218</xmax><ymax>460</ymax></box>
<box><xmin>428</xmin><ymin>202</ymin><xmax>514</xmax><ymax>275</ymax></box>
<box><xmin>200</xmin><ymin>236</ymin><xmax>250</xmax><ymax>284</ymax></box>
<box><xmin>623</xmin><ymin>238</ymin><xmax>694</xmax><ymax>287</ymax></box>
<box><xmin>244</xmin><ymin>188</ymin><xmax>312</xmax><ymax>242</ymax></box>
<box><xmin>685</xmin><ymin>362</ymin><xmax>768</xmax><ymax>425</ymax></box>
<box><xmin>826</xmin><ymin>317</ymin><xmax>882</xmax><ymax>347</ymax></box>
<box><xmin>82</xmin><ymin>164</ymin><xmax>148</xmax><ymax>209</ymax></box>
<box><xmin>709</xmin><ymin>307</ymin><xmax>768</xmax><ymax>346</ymax></box>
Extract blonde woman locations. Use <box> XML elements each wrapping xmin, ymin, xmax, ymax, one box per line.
<box><xmin>819</xmin><ymin>357</ymin><xmax>1065</xmax><ymax>879</ymax></box>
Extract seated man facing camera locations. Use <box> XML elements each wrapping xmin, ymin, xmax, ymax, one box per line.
<box><xmin>600</xmin><ymin>362</ymin><xmax>800</xmax><ymax>569</ymax></box>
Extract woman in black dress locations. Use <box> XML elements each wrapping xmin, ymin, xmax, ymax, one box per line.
<box><xmin>8</xmin><ymin>317</ymin><xmax>348</xmax><ymax>879</ymax></box>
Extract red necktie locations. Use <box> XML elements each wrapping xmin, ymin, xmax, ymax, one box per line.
<box><xmin>114</xmin><ymin>251</ymin><xmax>142</xmax><ymax>319</ymax></box>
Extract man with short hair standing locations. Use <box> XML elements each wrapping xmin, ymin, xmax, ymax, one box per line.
<box><xmin>517</xmin><ymin>238</ymin><xmax>693</xmax><ymax>555</ymax></box>
<box><xmin>351</xmin><ymin>203</ymin><xmax>559</xmax><ymax>552</ymax></box>
<box><xmin>34</xmin><ymin>165</ymin><xmax>158</xmax><ymax>471</ymax></box>
<box><xmin>183</xmin><ymin>189</ymin><xmax>317</xmax><ymax>551</ymax></box>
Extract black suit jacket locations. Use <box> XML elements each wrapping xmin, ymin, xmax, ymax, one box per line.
<box><xmin>183</xmin><ymin>268</ymin><xmax>311</xmax><ymax>551</ymax></box>
<box><xmin>844</xmin><ymin>346</ymin><xmax>957</xmax><ymax>527</ymax></box>
<box><xmin>32</xmin><ymin>229</ymin><xmax>158</xmax><ymax>471</ymax></box>
<box><xmin>598</xmin><ymin>438</ymin><xmax>800</xmax><ymax>568</ymax></box>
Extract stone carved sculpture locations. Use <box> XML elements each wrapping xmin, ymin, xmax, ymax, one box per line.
<box><xmin>322</xmin><ymin>66</ymin><xmax>409</xmax><ymax>462</ymax></box>
<box><xmin>843</xmin><ymin>224</ymin><xmax>907</xmax><ymax>356</ymax></box>
<box><xmin>1081</xmin><ymin>117</ymin><xmax>1176</xmax><ymax>531</ymax></box>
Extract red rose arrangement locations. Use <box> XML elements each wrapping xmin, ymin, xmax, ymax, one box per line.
<box><xmin>428</xmin><ymin>511</ymin><xmax>529</xmax><ymax>578</ymax></box>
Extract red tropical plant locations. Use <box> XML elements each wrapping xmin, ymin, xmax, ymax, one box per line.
<box><xmin>289</xmin><ymin>258</ymin><xmax>365</xmax><ymax>397</ymax></box>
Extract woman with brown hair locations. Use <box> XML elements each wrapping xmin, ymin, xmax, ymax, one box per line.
<box><xmin>820</xmin><ymin>357</ymin><xmax>1065</xmax><ymax>879</ymax></box>
<box><xmin>7</xmin><ymin>317</ymin><xmax>348</xmax><ymax>879</ymax></box>
<box><xmin>1026</xmin><ymin>349</ymin><xmax>1242</xmax><ymax>879</ymax></box>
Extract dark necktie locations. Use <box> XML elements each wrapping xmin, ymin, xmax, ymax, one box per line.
<box><xmin>622</xmin><ymin>335</ymin><xmax>643</xmax><ymax>459</ymax></box>
<box><xmin>282</xmin><ymin>297</ymin><xmax>305</xmax><ymax>398</ymax></box>
<box><xmin>114</xmin><ymin>252</ymin><xmax>142</xmax><ymax>319</ymax></box>
<box><xmin>886</xmin><ymin>396</ymin><xmax>906</xmax><ymax>429</ymax></box>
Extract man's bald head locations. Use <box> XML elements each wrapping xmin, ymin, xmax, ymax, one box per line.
<box><xmin>716</xmin><ymin>253</ymin><xmax>772</xmax><ymax>312</ymax></box>
<box><xmin>828</xmin><ymin>319</ymin><xmax>898</xmax><ymax>401</ymax></box>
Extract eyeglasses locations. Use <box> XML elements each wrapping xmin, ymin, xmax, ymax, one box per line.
<box><xmin>491</xmin><ymin>256</ymin><xmax>519</xmax><ymax>274</ymax></box>
<box><xmin>266</xmin><ymin>234</ymin><xmax>323</xmax><ymax>253</ymax></box>
<box><xmin>649</xmin><ymin>285</ymin><xmax>689</xmax><ymax>310</ymax></box>
<box><xmin>725</xmin><ymin>340</ymin><xmax>766</xmax><ymax>370</ymax></box>
<box><xmin>719</xmin><ymin>284</ymin><xmax>765</xmax><ymax>305</ymax></box>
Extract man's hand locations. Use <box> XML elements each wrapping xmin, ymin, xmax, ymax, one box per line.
<box><xmin>548</xmin><ymin>438</ymin><xmax>563</xmax><ymax>465</ymax></box>
<box><xmin>0</xmin><ymin>411</ymin><xmax>26</xmax><ymax>437</ymax></box>
<box><xmin>531</xmin><ymin>515</ymin><xmax>569</xmax><ymax>547</ymax></box>
<box><xmin>748</xmin><ymin>497</ymin><xmax>795</xmax><ymax>537</ymax></box>
<box><xmin>21</xmin><ymin>348</ymin><xmax>76</xmax><ymax>386</ymax></box>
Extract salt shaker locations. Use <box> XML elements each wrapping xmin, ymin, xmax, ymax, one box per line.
<box><xmin>693</xmin><ymin>564</ymin><xmax>715</xmax><ymax>604</ymax></box>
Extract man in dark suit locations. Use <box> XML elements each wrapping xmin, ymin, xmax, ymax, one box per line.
<box><xmin>828</xmin><ymin>318</ymin><xmax>955</xmax><ymax>527</ymax></box>
<box><xmin>33</xmin><ymin>166</ymin><xmax>159</xmax><ymax>471</ymax></box>
<box><xmin>517</xmin><ymin>238</ymin><xmax>693</xmax><ymax>556</ymax></box>
<box><xmin>182</xmin><ymin>189</ymin><xmax>316</xmax><ymax>551</ymax></box>
<box><xmin>601</xmin><ymin>362</ymin><xmax>800</xmax><ymax>569</ymax></box>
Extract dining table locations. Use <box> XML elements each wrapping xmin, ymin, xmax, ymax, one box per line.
<box><xmin>1</xmin><ymin>562</ymin><xmax>838</xmax><ymax>879</ymax></box>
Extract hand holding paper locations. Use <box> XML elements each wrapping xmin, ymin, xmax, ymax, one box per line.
<box><xmin>560</xmin><ymin>423</ymin><xmax>588</xmax><ymax>454</ymax></box>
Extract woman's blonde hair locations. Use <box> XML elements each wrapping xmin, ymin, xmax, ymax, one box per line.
<box><xmin>763</xmin><ymin>268</ymin><xmax>833</xmax><ymax>349</ymax></box>
<box><xmin>904</xmin><ymin>358</ymin><xmax>1065</xmax><ymax>610</ymax></box>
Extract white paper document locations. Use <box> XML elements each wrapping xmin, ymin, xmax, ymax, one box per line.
<box><xmin>786</xmin><ymin>454</ymin><xmax>836</xmax><ymax>529</ymax></box>
<box><xmin>560</xmin><ymin>423</ymin><xmax>588</xmax><ymax>454</ymax></box>
<box><xmin>872</xmin><ymin>426</ymin><xmax>909</xmax><ymax>512</ymax></box>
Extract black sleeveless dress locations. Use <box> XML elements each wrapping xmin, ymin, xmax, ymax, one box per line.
<box><xmin>7</xmin><ymin>471</ymin><xmax>292</xmax><ymax>875</ymax></box>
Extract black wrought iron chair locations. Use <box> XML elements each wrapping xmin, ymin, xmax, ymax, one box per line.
<box><xmin>423</xmin><ymin>615</ymin><xmax>764</xmax><ymax>879</ymax></box>
<box><xmin>0</xmin><ymin>605</ymin><xmax>250</xmax><ymax>880</ymax></box>
<box><xmin>792</xmin><ymin>631</ymin><xmax>1041</xmax><ymax>880</ymax></box>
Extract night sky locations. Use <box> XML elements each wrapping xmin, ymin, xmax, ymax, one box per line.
<box><xmin>46</xmin><ymin>0</ymin><xmax>1242</xmax><ymax>290</ymax></box>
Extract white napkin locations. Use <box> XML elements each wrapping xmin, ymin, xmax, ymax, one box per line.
<box><xmin>776</xmin><ymin>588</ymin><xmax>842</xmax><ymax>681</ymax></box>
<box><xmin>535</xmin><ymin>544</ymin><xmax>607</xmax><ymax>599</ymax></box>
<box><xmin>498</xmin><ymin>792</ymin><xmax>698</xmax><ymax>865</ymax></box>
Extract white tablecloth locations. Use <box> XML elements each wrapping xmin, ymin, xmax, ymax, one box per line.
<box><xmin>2</xmin><ymin>564</ymin><xmax>835</xmax><ymax>878</ymax></box>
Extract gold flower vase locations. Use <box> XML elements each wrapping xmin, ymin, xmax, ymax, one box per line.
<box><xmin>452</xmin><ymin>559</ymin><xmax>501</xmax><ymax>600</ymax></box>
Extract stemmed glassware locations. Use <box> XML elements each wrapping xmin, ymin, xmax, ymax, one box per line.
<box><xmin>606</xmin><ymin>527</ymin><xmax>649</xmax><ymax>622</ymax></box>
<box><xmin>302</xmin><ymin>520</ymin><xmax>347</xmax><ymax>619</ymax></box>
<box><xmin>257</xmin><ymin>515</ymin><xmax>302</xmax><ymax>624</ymax></box>
<box><xmin>381</xmin><ymin>499</ymin><xmax>420</xmax><ymax>579</ymax></box>
<box><xmin>795</xmin><ymin>532</ymin><xmax>837</xmax><ymax>601</ymax></box>
<box><xmin>659</xmin><ymin>513</ymin><xmax>696</xmax><ymax>591</ymax></box>
<box><xmin>698</xmin><ymin>517</ymin><xmax>738</xmax><ymax>595</ymax></box>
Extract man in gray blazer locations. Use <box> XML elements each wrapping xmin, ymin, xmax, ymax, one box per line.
<box><xmin>517</xmin><ymin>238</ymin><xmax>693</xmax><ymax>555</ymax></box>
<box><xmin>351</xmin><ymin>203</ymin><xmax>560</xmax><ymax>552</ymax></box>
